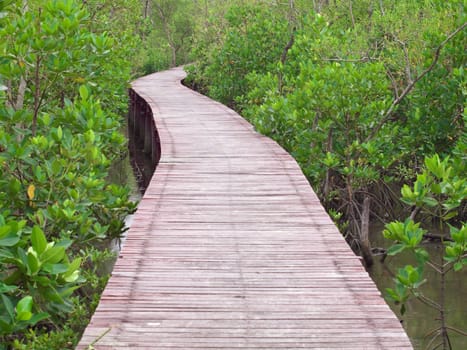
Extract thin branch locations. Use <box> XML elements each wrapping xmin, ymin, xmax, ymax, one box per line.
<box><xmin>349</xmin><ymin>0</ymin><xmax>355</xmax><ymax>29</ymax></box>
<box><xmin>426</xmin><ymin>260</ymin><xmax>442</xmax><ymax>274</ymax></box>
<box><xmin>395</xmin><ymin>38</ymin><xmax>413</xmax><ymax>84</ymax></box>
<box><xmin>385</xmin><ymin>66</ymin><xmax>400</xmax><ymax>99</ymax></box>
<box><xmin>378</xmin><ymin>0</ymin><xmax>385</xmax><ymax>16</ymax></box>
<box><xmin>425</xmin><ymin>326</ymin><xmax>441</xmax><ymax>338</ymax></box>
<box><xmin>409</xmin><ymin>206</ymin><xmax>420</xmax><ymax>221</ymax></box>
<box><xmin>366</xmin><ymin>22</ymin><xmax>467</xmax><ymax>142</ymax></box>
<box><xmin>416</xmin><ymin>293</ymin><xmax>442</xmax><ymax>311</ymax></box>
<box><xmin>32</xmin><ymin>57</ymin><xmax>41</xmax><ymax>137</ymax></box>
<box><xmin>86</xmin><ymin>327</ymin><xmax>111</xmax><ymax>349</ymax></box>
<box><xmin>319</xmin><ymin>56</ymin><xmax>373</xmax><ymax>63</ymax></box>
<box><xmin>31</xmin><ymin>7</ymin><xmax>43</xmax><ymax>136</ymax></box>
<box><xmin>445</xmin><ymin>326</ymin><xmax>467</xmax><ymax>336</ymax></box>
<box><xmin>278</xmin><ymin>28</ymin><xmax>296</xmax><ymax>93</ymax></box>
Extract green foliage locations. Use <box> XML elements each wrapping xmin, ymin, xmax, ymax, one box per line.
<box><xmin>188</xmin><ymin>0</ymin><xmax>466</xmax><ymax>247</ymax></box>
<box><xmin>134</xmin><ymin>0</ymin><xmax>196</xmax><ymax>75</ymax></box>
<box><xmin>384</xmin><ymin>152</ymin><xmax>467</xmax><ymax>346</ymax></box>
<box><xmin>0</xmin><ymin>221</ymin><xmax>83</xmax><ymax>317</ymax></box>
<box><xmin>384</xmin><ymin>219</ymin><xmax>427</xmax><ymax>254</ymax></box>
<box><xmin>0</xmin><ymin>0</ymin><xmax>136</xmax><ymax>346</ymax></box>
<box><xmin>189</xmin><ymin>2</ymin><xmax>290</xmax><ymax>107</ymax></box>
<box><xmin>0</xmin><ymin>294</ymin><xmax>48</xmax><ymax>338</ymax></box>
<box><xmin>188</xmin><ymin>2</ymin><xmax>466</xmax><ymax>346</ymax></box>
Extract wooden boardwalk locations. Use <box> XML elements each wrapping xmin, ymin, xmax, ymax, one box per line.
<box><xmin>77</xmin><ymin>67</ymin><xmax>412</xmax><ymax>349</ymax></box>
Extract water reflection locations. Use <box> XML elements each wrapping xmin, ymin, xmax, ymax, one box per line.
<box><xmin>368</xmin><ymin>225</ymin><xmax>467</xmax><ymax>349</ymax></box>
<box><xmin>107</xmin><ymin>150</ymin><xmax>140</xmax><ymax>199</ymax></box>
<box><xmin>128</xmin><ymin>121</ymin><xmax>157</xmax><ymax>195</ymax></box>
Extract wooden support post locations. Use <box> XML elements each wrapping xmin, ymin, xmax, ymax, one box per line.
<box><xmin>144</xmin><ymin>105</ymin><xmax>152</xmax><ymax>155</ymax></box>
<box><xmin>360</xmin><ymin>195</ymin><xmax>374</xmax><ymax>267</ymax></box>
<box><xmin>128</xmin><ymin>89</ymin><xmax>136</xmax><ymax>129</ymax></box>
<box><xmin>151</xmin><ymin>125</ymin><xmax>161</xmax><ymax>166</ymax></box>
<box><xmin>127</xmin><ymin>89</ymin><xmax>161</xmax><ymax>189</ymax></box>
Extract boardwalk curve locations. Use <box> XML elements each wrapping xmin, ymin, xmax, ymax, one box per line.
<box><xmin>77</xmin><ymin>67</ymin><xmax>412</xmax><ymax>349</ymax></box>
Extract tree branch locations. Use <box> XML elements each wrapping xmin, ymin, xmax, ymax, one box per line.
<box><xmin>366</xmin><ymin>21</ymin><xmax>467</xmax><ymax>142</ymax></box>
<box><xmin>395</xmin><ymin>38</ymin><xmax>413</xmax><ymax>84</ymax></box>
<box><xmin>385</xmin><ymin>66</ymin><xmax>400</xmax><ymax>99</ymax></box>
<box><xmin>278</xmin><ymin>28</ymin><xmax>295</xmax><ymax>93</ymax></box>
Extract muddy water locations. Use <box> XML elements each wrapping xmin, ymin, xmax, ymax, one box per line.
<box><xmin>368</xmin><ymin>225</ymin><xmax>467</xmax><ymax>349</ymax></box>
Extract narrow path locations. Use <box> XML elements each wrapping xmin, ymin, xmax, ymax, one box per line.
<box><xmin>77</xmin><ymin>67</ymin><xmax>412</xmax><ymax>349</ymax></box>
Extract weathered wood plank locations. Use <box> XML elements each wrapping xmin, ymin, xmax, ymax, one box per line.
<box><xmin>77</xmin><ymin>67</ymin><xmax>412</xmax><ymax>349</ymax></box>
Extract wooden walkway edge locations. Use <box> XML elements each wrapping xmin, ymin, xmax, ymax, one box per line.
<box><xmin>77</xmin><ymin>67</ymin><xmax>413</xmax><ymax>349</ymax></box>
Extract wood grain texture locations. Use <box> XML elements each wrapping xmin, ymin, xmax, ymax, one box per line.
<box><xmin>77</xmin><ymin>67</ymin><xmax>412</xmax><ymax>349</ymax></box>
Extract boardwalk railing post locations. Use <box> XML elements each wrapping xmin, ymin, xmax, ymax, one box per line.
<box><xmin>152</xmin><ymin>122</ymin><xmax>161</xmax><ymax>166</ymax></box>
<box><xmin>144</xmin><ymin>104</ymin><xmax>152</xmax><ymax>156</ymax></box>
<box><xmin>128</xmin><ymin>89</ymin><xmax>135</xmax><ymax>129</ymax></box>
<box><xmin>127</xmin><ymin>88</ymin><xmax>161</xmax><ymax>189</ymax></box>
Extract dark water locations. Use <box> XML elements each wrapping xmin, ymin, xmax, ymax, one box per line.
<box><xmin>107</xmin><ymin>120</ymin><xmax>158</xmax><ymax>248</ymax></box>
<box><xmin>368</xmin><ymin>225</ymin><xmax>467</xmax><ymax>349</ymax></box>
<box><xmin>107</xmin><ymin>151</ymin><xmax>140</xmax><ymax>200</ymax></box>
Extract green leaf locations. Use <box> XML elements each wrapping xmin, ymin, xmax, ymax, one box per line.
<box><xmin>55</xmin><ymin>239</ymin><xmax>72</xmax><ymax>250</ymax></box>
<box><xmin>400</xmin><ymin>184</ymin><xmax>414</xmax><ymax>201</ymax></box>
<box><xmin>27</xmin><ymin>312</ymin><xmax>49</xmax><ymax>325</ymax></box>
<box><xmin>400</xmin><ymin>303</ymin><xmax>406</xmax><ymax>315</ymax></box>
<box><xmin>443</xmin><ymin>211</ymin><xmax>458</xmax><ymax>220</ymax></box>
<box><xmin>0</xmin><ymin>225</ymin><xmax>11</xmax><ymax>238</ymax></box>
<box><xmin>387</xmin><ymin>243</ymin><xmax>405</xmax><ymax>256</ymax></box>
<box><xmin>56</xmin><ymin>126</ymin><xmax>63</xmax><ymax>141</ymax></box>
<box><xmin>422</xmin><ymin>197</ymin><xmax>438</xmax><ymax>207</ymax></box>
<box><xmin>63</xmin><ymin>257</ymin><xmax>81</xmax><ymax>278</ymax></box>
<box><xmin>454</xmin><ymin>261</ymin><xmax>463</xmax><ymax>271</ymax></box>
<box><xmin>1</xmin><ymin>294</ymin><xmax>14</xmax><ymax>321</ymax></box>
<box><xmin>79</xmin><ymin>85</ymin><xmax>89</xmax><ymax>100</ymax></box>
<box><xmin>17</xmin><ymin>248</ymin><xmax>28</xmax><ymax>272</ymax></box>
<box><xmin>31</xmin><ymin>226</ymin><xmax>47</xmax><ymax>255</ymax></box>
<box><xmin>385</xmin><ymin>288</ymin><xmax>400</xmax><ymax>302</ymax></box>
<box><xmin>415</xmin><ymin>248</ymin><xmax>429</xmax><ymax>264</ymax></box>
<box><xmin>0</xmin><ymin>318</ymin><xmax>13</xmax><ymax>334</ymax></box>
<box><xmin>43</xmin><ymin>263</ymin><xmax>68</xmax><ymax>275</ymax></box>
<box><xmin>0</xmin><ymin>282</ymin><xmax>17</xmax><ymax>294</ymax></box>
<box><xmin>41</xmin><ymin>246</ymin><xmax>65</xmax><ymax>264</ymax></box>
<box><xmin>15</xmin><ymin>296</ymin><xmax>32</xmax><ymax>321</ymax></box>
<box><xmin>0</xmin><ymin>232</ymin><xmax>20</xmax><ymax>246</ymax></box>
<box><xmin>64</xmin><ymin>270</ymin><xmax>80</xmax><ymax>283</ymax></box>
<box><xmin>44</xmin><ymin>288</ymin><xmax>64</xmax><ymax>304</ymax></box>
<box><xmin>27</xmin><ymin>251</ymin><xmax>40</xmax><ymax>275</ymax></box>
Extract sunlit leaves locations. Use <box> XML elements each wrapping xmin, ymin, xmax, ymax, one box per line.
<box><xmin>0</xmin><ymin>0</ymin><xmax>135</xmax><ymax>345</ymax></box>
<box><xmin>400</xmin><ymin>154</ymin><xmax>467</xmax><ymax>220</ymax></box>
<box><xmin>386</xmin><ymin>265</ymin><xmax>426</xmax><ymax>315</ymax></box>
<box><xmin>384</xmin><ymin>219</ymin><xmax>426</xmax><ymax>251</ymax></box>
<box><xmin>445</xmin><ymin>225</ymin><xmax>467</xmax><ymax>271</ymax></box>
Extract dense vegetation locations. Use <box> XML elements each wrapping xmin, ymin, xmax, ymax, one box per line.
<box><xmin>185</xmin><ymin>1</ymin><xmax>466</xmax><ymax>348</ymax></box>
<box><xmin>0</xmin><ymin>0</ymin><xmax>465</xmax><ymax>349</ymax></box>
<box><xmin>188</xmin><ymin>0</ymin><xmax>466</xmax><ymax>261</ymax></box>
<box><xmin>0</xmin><ymin>0</ymin><xmax>139</xmax><ymax>348</ymax></box>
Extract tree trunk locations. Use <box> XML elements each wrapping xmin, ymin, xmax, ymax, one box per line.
<box><xmin>349</xmin><ymin>0</ymin><xmax>355</xmax><ymax>29</ymax></box>
<box><xmin>144</xmin><ymin>0</ymin><xmax>150</xmax><ymax>19</ymax></box>
<box><xmin>277</xmin><ymin>29</ymin><xmax>295</xmax><ymax>93</ymax></box>
<box><xmin>170</xmin><ymin>45</ymin><xmax>177</xmax><ymax>67</ymax></box>
<box><xmin>323</xmin><ymin>128</ymin><xmax>333</xmax><ymax>198</ymax></box>
<box><xmin>379</xmin><ymin>0</ymin><xmax>385</xmax><ymax>15</ymax></box>
<box><xmin>360</xmin><ymin>195</ymin><xmax>374</xmax><ymax>267</ymax></box>
<box><xmin>155</xmin><ymin>3</ymin><xmax>177</xmax><ymax>67</ymax></box>
<box><xmin>15</xmin><ymin>77</ymin><xmax>27</xmax><ymax>110</ymax></box>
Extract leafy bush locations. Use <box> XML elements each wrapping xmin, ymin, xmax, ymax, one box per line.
<box><xmin>188</xmin><ymin>0</ymin><xmax>466</xmax><ymax>256</ymax></box>
<box><xmin>0</xmin><ymin>0</ymin><xmax>136</xmax><ymax>346</ymax></box>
